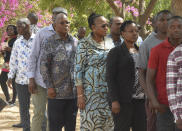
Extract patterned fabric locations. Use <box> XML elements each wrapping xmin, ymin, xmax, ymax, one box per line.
<box><xmin>40</xmin><ymin>33</ymin><xmax>78</xmax><ymax>99</ymax></box>
<box><xmin>8</xmin><ymin>34</ymin><xmax>34</xmax><ymax>85</ymax></box>
<box><xmin>30</xmin><ymin>24</ymin><xmax>40</xmax><ymax>34</ymax></box>
<box><xmin>74</xmin><ymin>34</ymin><xmax>114</xmax><ymax>130</ymax></box>
<box><xmin>166</xmin><ymin>44</ymin><xmax>182</xmax><ymax>122</ymax></box>
<box><xmin>130</xmin><ymin>52</ymin><xmax>144</xmax><ymax>99</ymax></box>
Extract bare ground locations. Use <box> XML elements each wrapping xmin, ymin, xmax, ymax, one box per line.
<box><xmin>0</xmin><ymin>89</ymin><xmax>80</xmax><ymax>131</ymax></box>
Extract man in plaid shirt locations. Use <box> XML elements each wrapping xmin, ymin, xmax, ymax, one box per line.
<box><xmin>167</xmin><ymin>17</ymin><xmax>182</xmax><ymax>130</ymax></box>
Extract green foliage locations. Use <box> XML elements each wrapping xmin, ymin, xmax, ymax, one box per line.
<box><xmin>39</xmin><ymin>0</ymin><xmax>113</xmax><ymax>35</ymax></box>
<box><xmin>39</xmin><ymin>0</ymin><xmax>171</xmax><ymax>35</ymax></box>
<box><xmin>146</xmin><ymin>0</ymin><xmax>171</xmax><ymax>16</ymax></box>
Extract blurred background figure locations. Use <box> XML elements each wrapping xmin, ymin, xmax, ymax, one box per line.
<box><xmin>27</xmin><ymin>12</ymin><xmax>40</xmax><ymax>34</ymax></box>
<box><xmin>77</xmin><ymin>27</ymin><xmax>86</xmax><ymax>40</ymax></box>
<box><xmin>108</xmin><ymin>16</ymin><xmax>124</xmax><ymax>46</ymax></box>
<box><xmin>135</xmin><ymin>24</ymin><xmax>143</xmax><ymax>47</ymax></box>
<box><xmin>0</xmin><ymin>25</ymin><xmax>18</xmax><ymax>106</ymax></box>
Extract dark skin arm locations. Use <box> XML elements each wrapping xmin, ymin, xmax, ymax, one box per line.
<box><xmin>146</xmin><ymin>68</ymin><xmax>167</xmax><ymax>113</ymax></box>
<box><xmin>28</xmin><ymin>78</ymin><xmax>37</xmax><ymax>94</ymax></box>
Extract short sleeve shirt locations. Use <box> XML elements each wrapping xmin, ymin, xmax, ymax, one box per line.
<box><xmin>148</xmin><ymin>39</ymin><xmax>175</xmax><ymax>105</ymax></box>
<box><xmin>136</xmin><ymin>32</ymin><xmax>163</xmax><ymax>69</ymax></box>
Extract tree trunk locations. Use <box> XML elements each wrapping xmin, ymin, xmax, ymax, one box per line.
<box><xmin>106</xmin><ymin>0</ymin><xmax>122</xmax><ymax>17</ymax></box>
<box><xmin>171</xmin><ymin>0</ymin><xmax>182</xmax><ymax>17</ymax></box>
<box><xmin>138</xmin><ymin>0</ymin><xmax>157</xmax><ymax>38</ymax></box>
<box><xmin>106</xmin><ymin>0</ymin><xmax>157</xmax><ymax>38</ymax></box>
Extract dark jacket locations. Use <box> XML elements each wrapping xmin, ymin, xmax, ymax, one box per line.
<box><xmin>4</xmin><ymin>37</ymin><xmax>17</xmax><ymax>62</ymax></box>
<box><xmin>106</xmin><ymin>42</ymin><xmax>136</xmax><ymax>103</ymax></box>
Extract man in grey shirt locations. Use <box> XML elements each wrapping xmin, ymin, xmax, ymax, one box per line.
<box><xmin>27</xmin><ymin>7</ymin><xmax>67</xmax><ymax>131</ymax></box>
<box><xmin>136</xmin><ymin>10</ymin><xmax>172</xmax><ymax>131</ymax></box>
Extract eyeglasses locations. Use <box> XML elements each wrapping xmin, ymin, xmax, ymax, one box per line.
<box><xmin>60</xmin><ymin>21</ymin><xmax>70</xmax><ymax>25</ymax></box>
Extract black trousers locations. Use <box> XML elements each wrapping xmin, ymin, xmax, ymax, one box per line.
<box><xmin>113</xmin><ymin>99</ymin><xmax>147</xmax><ymax>131</ymax></box>
<box><xmin>156</xmin><ymin>107</ymin><xmax>182</xmax><ymax>131</ymax></box>
<box><xmin>0</xmin><ymin>71</ymin><xmax>16</xmax><ymax>102</ymax></box>
<box><xmin>15</xmin><ymin>83</ymin><xmax>31</xmax><ymax>131</ymax></box>
<box><xmin>48</xmin><ymin>98</ymin><xmax>78</xmax><ymax>131</ymax></box>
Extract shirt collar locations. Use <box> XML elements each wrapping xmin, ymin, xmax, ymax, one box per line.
<box><xmin>107</xmin><ymin>34</ymin><xmax>123</xmax><ymax>43</ymax></box>
<box><xmin>48</xmin><ymin>24</ymin><xmax>55</xmax><ymax>31</ymax></box>
<box><xmin>21</xmin><ymin>33</ymin><xmax>35</xmax><ymax>42</ymax></box>
<box><xmin>163</xmin><ymin>38</ymin><xmax>176</xmax><ymax>48</ymax></box>
<box><xmin>54</xmin><ymin>33</ymin><xmax>73</xmax><ymax>42</ymax></box>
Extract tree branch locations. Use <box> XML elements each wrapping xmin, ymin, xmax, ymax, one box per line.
<box><xmin>139</xmin><ymin>0</ymin><xmax>145</xmax><ymax>16</ymax></box>
<box><xmin>105</xmin><ymin>0</ymin><xmax>121</xmax><ymax>16</ymax></box>
<box><xmin>139</xmin><ymin>0</ymin><xmax>158</xmax><ymax>25</ymax></box>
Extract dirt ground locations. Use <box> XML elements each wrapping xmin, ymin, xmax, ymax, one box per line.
<box><xmin>0</xmin><ymin>89</ymin><xmax>80</xmax><ymax>131</ymax></box>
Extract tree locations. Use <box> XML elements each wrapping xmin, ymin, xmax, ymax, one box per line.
<box><xmin>0</xmin><ymin>0</ymin><xmax>52</xmax><ymax>43</ymax></box>
<box><xmin>39</xmin><ymin>0</ymin><xmax>171</xmax><ymax>38</ymax></box>
<box><xmin>1</xmin><ymin>0</ymin><xmax>171</xmax><ymax>40</ymax></box>
<box><xmin>171</xmin><ymin>0</ymin><xmax>182</xmax><ymax>17</ymax></box>
<box><xmin>106</xmin><ymin>0</ymin><xmax>158</xmax><ymax>37</ymax></box>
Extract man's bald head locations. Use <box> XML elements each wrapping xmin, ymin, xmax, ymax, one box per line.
<box><xmin>55</xmin><ymin>13</ymin><xmax>70</xmax><ymax>35</ymax></box>
<box><xmin>27</xmin><ymin>12</ymin><xmax>38</xmax><ymax>25</ymax></box>
<box><xmin>109</xmin><ymin>16</ymin><xmax>124</xmax><ymax>25</ymax></box>
<box><xmin>55</xmin><ymin>13</ymin><xmax>67</xmax><ymax>24</ymax></box>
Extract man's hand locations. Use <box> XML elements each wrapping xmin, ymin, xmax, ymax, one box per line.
<box><xmin>147</xmin><ymin>99</ymin><xmax>155</xmax><ymax>114</ymax></box>
<box><xmin>176</xmin><ymin>119</ymin><xmax>182</xmax><ymax>129</ymax></box>
<box><xmin>48</xmin><ymin>88</ymin><xmax>56</xmax><ymax>99</ymax></box>
<box><xmin>151</xmin><ymin>101</ymin><xmax>167</xmax><ymax>113</ymax></box>
<box><xmin>4</xmin><ymin>47</ymin><xmax>11</xmax><ymax>52</ymax></box>
<box><xmin>28</xmin><ymin>78</ymin><xmax>37</xmax><ymax>94</ymax></box>
<box><xmin>7</xmin><ymin>79</ymin><xmax>12</xmax><ymax>89</ymax></box>
<box><xmin>112</xmin><ymin>101</ymin><xmax>120</xmax><ymax>114</ymax></box>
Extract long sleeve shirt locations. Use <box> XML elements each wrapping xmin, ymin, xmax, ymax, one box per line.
<box><xmin>8</xmin><ymin>34</ymin><xmax>34</xmax><ymax>85</ymax></box>
<box><xmin>166</xmin><ymin>44</ymin><xmax>182</xmax><ymax>122</ymax></box>
<box><xmin>40</xmin><ymin>33</ymin><xmax>78</xmax><ymax>99</ymax></box>
<box><xmin>27</xmin><ymin>25</ymin><xmax>55</xmax><ymax>88</ymax></box>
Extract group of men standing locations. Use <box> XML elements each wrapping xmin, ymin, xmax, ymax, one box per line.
<box><xmin>137</xmin><ymin>10</ymin><xmax>182</xmax><ymax>131</ymax></box>
<box><xmin>1</xmin><ymin>5</ymin><xmax>182</xmax><ymax>131</ymax></box>
<box><xmin>5</xmin><ymin>7</ymin><xmax>79</xmax><ymax>131</ymax></box>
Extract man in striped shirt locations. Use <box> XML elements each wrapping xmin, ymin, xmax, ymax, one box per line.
<box><xmin>166</xmin><ymin>16</ymin><xmax>182</xmax><ymax>130</ymax></box>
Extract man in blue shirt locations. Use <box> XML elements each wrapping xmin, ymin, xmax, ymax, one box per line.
<box><xmin>27</xmin><ymin>7</ymin><xmax>67</xmax><ymax>131</ymax></box>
